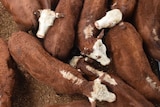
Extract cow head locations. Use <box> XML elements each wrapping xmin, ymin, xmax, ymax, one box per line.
<box><xmin>87</xmin><ymin>39</ymin><xmax>110</xmax><ymax>66</ymax></box>
<box><xmin>88</xmin><ymin>78</ymin><xmax>116</xmax><ymax>106</ymax></box>
<box><xmin>36</xmin><ymin>9</ymin><xmax>64</xmax><ymax>38</ymax></box>
<box><xmin>95</xmin><ymin>9</ymin><xmax>122</xmax><ymax>30</ymax></box>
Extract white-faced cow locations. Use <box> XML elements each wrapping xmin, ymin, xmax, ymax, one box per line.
<box><xmin>0</xmin><ymin>0</ymin><xmax>61</xmax><ymax>32</ymax></box>
<box><xmin>77</xmin><ymin>0</ymin><xmax>111</xmax><ymax>66</ymax></box>
<box><xmin>44</xmin><ymin>0</ymin><xmax>84</xmax><ymax>60</ymax></box>
<box><xmin>8</xmin><ymin>31</ymin><xmax>116</xmax><ymax>107</ymax></box>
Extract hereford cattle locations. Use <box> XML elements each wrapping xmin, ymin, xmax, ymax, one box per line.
<box><xmin>69</xmin><ymin>56</ymin><xmax>154</xmax><ymax>107</ymax></box>
<box><xmin>0</xmin><ymin>38</ymin><xmax>15</xmax><ymax>107</ymax></box>
<box><xmin>46</xmin><ymin>100</ymin><xmax>91</xmax><ymax>107</ymax></box>
<box><xmin>36</xmin><ymin>9</ymin><xmax>64</xmax><ymax>38</ymax></box>
<box><xmin>44</xmin><ymin>0</ymin><xmax>84</xmax><ymax>60</ymax></box>
<box><xmin>0</xmin><ymin>0</ymin><xmax>60</xmax><ymax>31</ymax></box>
<box><xmin>8</xmin><ymin>31</ymin><xmax>116</xmax><ymax>107</ymax></box>
<box><xmin>105</xmin><ymin>22</ymin><xmax>160</xmax><ymax>103</ymax></box>
<box><xmin>134</xmin><ymin>0</ymin><xmax>160</xmax><ymax>61</ymax></box>
<box><xmin>94</xmin><ymin>9</ymin><xmax>122</xmax><ymax>30</ymax></box>
<box><xmin>77</xmin><ymin>0</ymin><xmax>110</xmax><ymax>66</ymax></box>
<box><xmin>94</xmin><ymin>0</ymin><xmax>137</xmax><ymax>30</ymax></box>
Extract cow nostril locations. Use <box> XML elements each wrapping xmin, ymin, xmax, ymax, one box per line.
<box><xmin>96</xmin><ymin>55</ymin><xmax>101</xmax><ymax>59</ymax></box>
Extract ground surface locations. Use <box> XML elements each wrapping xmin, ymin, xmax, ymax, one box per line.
<box><xmin>0</xmin><ymin>1</ymin><xmax>160</xmax><ymax>107</ymax></box>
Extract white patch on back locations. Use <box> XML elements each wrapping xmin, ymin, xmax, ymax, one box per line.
<box><xmin>86</xmin><ymin>65</ymin><xmax>117</xmax><ymax>85</ymax></box>
<box><xmin>95</xmin><ymin>9</ymin><xmax>122</xmax><ymax>30</ymax></box>
<box><xmin>90</xmin><ymin>78</ymin><xmax>116</xmax><ymax>102</ymax></box>
<box><xmin>87</xmin><ymin>39</ymin><xmax>110</xmax><ymax>66</ymax></box>
<box><xmin>60</xmin><ymin>70</ymin><xmax>83</xmax><ymax>85</ymax></box>
<box><xmin>36</xmin><ymin>9</ymin><xmax>61</xmax><ymax>38</ymax></box>
<box><xmin>146</xmin><ymin>76</ymin><xmax>160</xmax><ymax>92</ymax></box>
<box><xmin>83</xmin><ymin>24</ymin><xmax>94</xmax><ymax>39</ymax></box>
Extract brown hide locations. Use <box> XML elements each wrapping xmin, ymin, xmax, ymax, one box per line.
<box><xmin>71</xmin><ymin>56</ymin><xmax>154</xmax><ymax>107</ymax></box>
<box><xmin>38</xmin><ymin>0</ymin><xmax>59</xmax><ymax>9</ymax></box>
<box><xmin>111</xmin><ymin>0</ymin><xmax>136</xmax><ymax>19</ymax></box>
<box><xmin>103</xmin><ymin>73</ymin><xmax>154</xmax><ymax>107</ymax></box>
<box><xmin>105</xmin><ymin>22</ymin><xmax>160</xmax><ymax>103</ymax></box>
<box><xmin>0</xmin><ymin>0</ymin><xmax>59</xmax><ymax>31</ymax></box>
<box><xmin>44</xmin><ymin>0</ymin><xmax>84</xmax><ymax>60</ymax></box>
<box><xmin>0</xmin><ymin>0</ymin><xmax>41</xmax><ymax>31</ymax></box>
<box><xmin>46</xmin><ymin>100</ymin><xmax>91</xmax><ymax>107</ymax></box>
<box><xmin>77</xmin><ymin>0</ymin><xmax>107</xmax><ymax>54</ymax></box>
<box><xmin>0</xmin><ymin>38</ymin><xmax>15</xmax><ymax>107</ymax></box>
<box><xmin>134</xmin><ymin>0</ymin><xmax>160</xmax><ymax>61</ymax></box>
<box><xmin>38</xmin><ymin>0</ymin><xmax>51</xmax><ymax>9</ymax></box>
<box><xmin>8</xmin><ymin>31</ymin><xmax>95</xmax><ymax>99</ymax></box>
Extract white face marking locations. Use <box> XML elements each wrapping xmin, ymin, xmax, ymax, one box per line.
<box><xmin>86</xmin><ymin>65</ymin><xmax>117</xmax><ymax>85</ymax></box>
<box><xmin>146</xmin><ymin>76</ymin><xmax>160</xmax><ymax>92</ymax></box>
<box><xmin>69</xmin><ymin>56</ymin><xmax>82</xmax><ymax>68</ymax></box>
<box><xmin>36</xmin><ymin>9</ymin><xmax>60</xmax><ymax>38</ymax></box>
<box><xmin>95</xmin><ymin>9</ymin><xmax>122</xmax><ymax>30</ymax></box>
<box><xmin>60</xmin><ymin>70</ymin><xmax>83</xmax><ymax>85</ymax></box>
<box><xmin>87</xmin><ymin>39</ymin><xmax>110</xmax><ymax>66</ymax></box>
<box><xmin>83</xmin><ymin>24</ymin><xmax>94</xmax><ymax>39</ymax></box>
<box><xmin>90</xmin><ymin>78</ymin><xmax>116</xmax><ymax>102</ymax></box>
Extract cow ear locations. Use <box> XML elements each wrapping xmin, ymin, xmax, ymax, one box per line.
<box><xmin>33</xmin><ymin>10</ymin><xmax>41</xmax><ymax>18</ymax></box>
<box><xmin>55</xmin><ymin>12</ymin><xmax>65</xmax><ymax>18</ymax></box>
<box><xmin>97</xmin><ymin>29</ymin><xmax>104</xmax><ymax>39</ymax></box>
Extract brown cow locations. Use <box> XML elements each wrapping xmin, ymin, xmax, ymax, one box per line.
<box><xmin>70</xmin><ymin>56</ymin><xmax>154</xmax><ymax>107</ymax></box>
<box><xmin>94</xmin><ymin>0</ymin><xmax>136</xmax><ymax>30</ymax></box>
<box><xmin>105</xmin><ymin>22</ymin><xmax>160</xmax><ymax>103</ymax></box>
<box><xmin>8</xmin><ymin>31</ymin><xmax>116</xmax><ymax>107</ymax></box>
<box><xmin>134</xmin><ymin>0</ymin><xmax>160</xmax><ymax>61</ymax></box>
<box><xmin>0</xmin><ymin>38</ymin><xmax>15</xmax><ymax>107</ymax></box>
<box><xmin>77</xmin><ymin>0</ymin><xmax>110</xmax><ymax>66</ymax></box>
<box><xmin>44</xmin><ymin>0</ymin><xmax>84</xmax><ymax>60</ymax></box>
<box><xmin>0</xmin><ymin>0</ymin><xmax>60</xmax><ymax>31</ymax></box>
<box><xmin>45</xmin><ymin>100</ymin><xmax>91</xmax><ymax>107</ymax></box>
